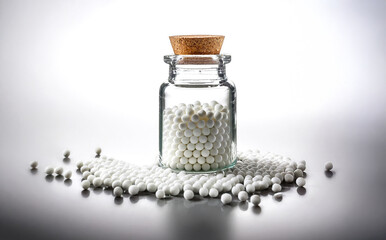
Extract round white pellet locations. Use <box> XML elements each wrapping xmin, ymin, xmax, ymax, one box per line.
<box><xmin>272</xmin><ymin>183</ymin><xmax>282</xmax><ymax>192</ymax></box>
<box><xmin>156</xmin><ymin>190</ymin><xmax>166</xmax><ymax>199</ymax></box>
<box><xmin>195</xmin><ymin>143</ymin><xmax>204</xmax><ymax>150</ymax></box>
<box><xmin>197</xmin><ymin>120</ymin><xmax>205</xmax><ymax>128</ymax></box>
<box><xmin>193</xmin><ymin>163</ymin><xmax>201</xmax><ymax>171</ymax></box>
<box><xmin>95</xmin><ymin>147</ymin><xmax>102</xmax><ymax>155</ymax></box>
<box><xmin>202</xmin><ymin>163</ymin><xmax>210</xmax><ymax>171</ymax></box>
<box><xmin>250</xmin><ymin>195</ymin><xmax>261</xmax><ymax>206</ymax></box>
<box><xmin>128</xmin><ymin>185</ymin><xmax>139</xmax><ymax>195</ymax></box>
<box><xmin>193</xmin><ymin>128</ymin><xmax>201</xmax><ymax>137</ymax></box>
<box><xmin>104</xmin><ymin>178</ymin><xmax>112</xmax><ymax>187</ymax></box>
<box><xmin>87</xmin><ymin>175</ymin><xmax>95</xmax><ymax>184</ymax></box>
<box><xmin>189</xmin><ymin>136</ymin><xmax>198</xmax><ymax>144</ymax></box>
<box><xmin>63</xmin><ymin>150</ymin><xmax>70</xmax><ymax>158</ymax></box>
<box><xmin>179</xmin><ymin>122</ymin><xmax>187</xmax><ymax>130</ymax></box>
<box><xmin>45</xmin><ymin>166</ymin><xmax>54</xmax><ymax>175</ymax></box>
<box><xmin>296</xmin><ymin>177</ymin><xmax>306</xmax><ymax>187</ymax></box>
<box><xmin>238</xmin><ymin>191</ymin><xmax>248</xmax><ymax>202</ymax></box>
<box><xmin>122</xmin><ymin>180</ymin><xmax>132</xmax><ymax>190</ymax></box>
<box><xmin>187</xmin><ymin>122</ymin><xmax>196</xmax><ymax>130</ymax></box>
<box><xmin>209</xmin><ymin>188</ymin><xmax>219</xmax><ymax>198</ymax></box>
<box><xmin>147</xmin><ymin>183</ymin><xmax>157</xmax><ymax>192</ymax></box>
<box><xmin>184</xmin><ymin>190</ymin><xmax>194</xmax><ymax>200</ymax></box>
<box><xmin>76</xmin><ymin>161</ymin><xmax>83</xmax><ymax>169</ymax></box>
<box><xmin>81</xmin><ymin>180</ymin><xmax>90</xmax><ymax>190</ymax></box>
<box><xmin>93</xmin><ymin>177</ymin><xmax>103</xmax><ymax>187</ymax></box>
<box><xmin>246</xmin><ymin>184</ymin><xmax>255</xmax><ymax>193</ymax></box>
<box><xmin>30</xmin><ymin>161</ymin><xmax>38</xmax><ymax>169</ymax></box>
<box><xmin>54</xmin><ymin>167</ymin><xmax>64</xmax><ymax>175</ymax></box>
<box><xmin>184</xmin><ymin>164</ymin><xmax>193</xmax><ymax>171</ymax></box>
<box><xmin>221</xmin><ymin>193</ymin><xmax>232</xmax><ymax>205</ymax></box>
<box><xmin>271</xmin><ymin>177</ymin><xmax>281</xmax><ymax>184</ymax></box>
<box><xmin>112</xmin><ymin>180</ymin><xmax>121</xmax><ymax>188</ymax></box>
<box><xmin>284</xmin><ymin>174</ymin><xmax>294</xmax><ymax>183</ymax></box>
<box><xmin>297</xmin><ymin>163</ymin><xmax>306</xmax><ymax>171</ymax></box>
<box><xmin>231</xmin><ymin>186</ymin><xmax>240</xmax><ymax>196</ymax></box>
<box><xmin>191</xmin><ymin>114</ymin><xmax>199</xmax><ymax>122</ymax></box>
<box><xmin>214</xmin><ymin>111</ymin><xmax>222</xmax><ymax>120</ymax></box>
<box><xmin>201</xmin><ymin>149</ymin><xmax>210</xmax><ymax>157</ymax></box>
<box><xmin>184</xmin><ymin>150</ymin><xmax>193</xmax><ymax>158</ymax></box>
<box><xmin>325</xmin><ymin>161</ymin><xmax>333</xmax><ymax>171</ymax></box>
<box><xmin>138</xmin><ymin>182</ymin><xmax>146</xmax><ymax>192</ymax></box>
<box><xmin>206</xmin><ymin>156</ymin><xmax>215</xmax><ymax>164</ymax></box>
<box><xmin>294</xmin><ymin>169</ymin><xmax>303</xmax><ymax>178</ymax></box>
<box><xmin>64</xmin><ymin>170</ymin><xmax>72</xmax><ymax>179</ymax></box>
<box><xmin>113</xmin><ymin>187</ymin><xmax>123</xmax><ymax>197</ymax></box>
<box><xmin>199</xmin><ymin>135</ymin><xmax>208</xmax><ymax>143</ymax></box>
<box><xmin>199</xmin><ymin>187</ymin><xmax>209</xmax><ymax>197</ymax></box>
<box><xmin>170</xmin><ymin>185</ymin><xmax>180</xmax><ymax>196</ymax></box>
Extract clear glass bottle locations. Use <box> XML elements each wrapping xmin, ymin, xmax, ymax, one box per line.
<box><xmin>159</xmin><ymin>54</ymin><xmax>237</xmax><ymax>172</ymax></box>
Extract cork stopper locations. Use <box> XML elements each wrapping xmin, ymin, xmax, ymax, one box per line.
<box><xmin>169</xmin><ymin>35</ymin><xmax>225</xmax><ymax>55</ymax></box>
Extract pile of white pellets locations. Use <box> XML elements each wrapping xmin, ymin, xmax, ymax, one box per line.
<box><xmin>161</xmin><ymin>101</ymin><xmax>234</xmax><ymax>172</ymax></box>
<box><xmin>30</xmin><ymin>147</ymin><xmax>334</xmax><ymax>207</ymax></box>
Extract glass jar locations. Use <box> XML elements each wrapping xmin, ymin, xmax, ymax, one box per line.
<box><xmin>159</xmin><ymin>54</ymin><xmax>237</xmax><ymax>172</ymax></box>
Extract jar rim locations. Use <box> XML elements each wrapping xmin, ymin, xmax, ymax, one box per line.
<box><xmin>164</xmin><ymin>55</ymin><xmax>231</xmax><ymax>65</ymax></box>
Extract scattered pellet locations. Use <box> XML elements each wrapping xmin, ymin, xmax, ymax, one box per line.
<box><xmin>54</xmin><ymin>167</ymin><xmax>63</xmax><ymax>175</ymax></box>
<box><xmin>30</xmin><ymin>161</ymin><xmax>38</xmax><ymax>169</ymax></box>
<box><xmin>296</xmin><ymin>177</ymin><xmax>306</xmax><ymax>187</ymax></box>
<box><xmin>63</xmin><ymin>150</ymin><xmax>70</xmax><ymax>158</ymax></box>
<box><xmin>221</xmin><ymin>193</ymin><xmax>232</xmax><ymax>205</ymax></box>
<box><xmin>325</xmin><ymin>162</ymin><xmax>333</xmax><ymax>171</ymax></box>
<box><xmin>250</xmin><ymin>195</ymin><xmax>261</xmax><ymax>206</ymax></box>
<box><xmin>45</xmin><ymin>166</ymin><xmax>54</xmax><ymax>175</ymax></box>
<box><xmin>64</xmin><ymin>170</ymin><xmax>72</xmax><ymax>179</ymax></box>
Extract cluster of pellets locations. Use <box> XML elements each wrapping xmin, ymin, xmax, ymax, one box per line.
<box><xmin>161</xmin><ymin>101</ymin><xmax>234</xmax><ymax>172</ymax></box>
<box><xmin>77</xmin><ymin>149</ymin><xmax>310</xmax><ymax>206</ymax></box>
<box><xmin>31</xmin><ymin>148</ymin><xmax>334</xmax><ymax>207</ymax></box>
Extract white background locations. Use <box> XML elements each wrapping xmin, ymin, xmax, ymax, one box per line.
<box><xmin>0</xmin><ymin>0</ymin><xmax>385</xmax><ymax>163</ymax></box>
<box><xmin>0</xmin><ymin>1</ymin><xmax>385</xmax><ymax>239</ymax></box>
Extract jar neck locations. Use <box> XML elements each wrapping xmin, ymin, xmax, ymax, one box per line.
<box><xmin>164</xmin><ymin>55</ymin><xmax>231</xmax><ymax>85</ymax></box>
<box><xmin>168</xmin><ymin>64</ymin><xmax>227</xmax><ymax>84</ymax></box>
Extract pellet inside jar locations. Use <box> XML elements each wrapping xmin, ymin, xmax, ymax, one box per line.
<box><xmin>161</xmin><ymin>101</ymin><xmax>234</xmax><ymax>172</ymax></box>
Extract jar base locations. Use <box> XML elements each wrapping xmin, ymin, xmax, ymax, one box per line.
<box><xmin>158</xmin><ymin>155</ymin><xmax>237</xmax><ymax>174</ymax></box>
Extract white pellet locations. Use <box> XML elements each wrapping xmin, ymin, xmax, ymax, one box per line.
<box><xmin>246</xmin><ymin>184</ymin><xmax>255</xmax><ymax>193</ymax></box>
<box><xmin>81</xmin><ymin>180</ymin><xmax>90</xmax><ymax>190</ymax></box>
<box><xmin>272</xmin><ymin>183</ymin><xmax>282</xmax><ymax>192</ymax></box>
<box><xmin>325</xmin><ymin>162</ymin><xmax>333</xmax><ymax>171</ymax></box>
<box><xmin>63</xmin><ymin>150</ymin><xmax>70</xmax><ymax>158</ymax></box>
<box><xmin>147</xmin><ymin>183</ymin><xmax>157</xmax><ymax>192</ymax></box>
<box><xmin>296</xmin><ymin>177</ymin><xmax>306</xmax><ymax>187</ymax></box>
<box><xmin>93</xmin><ymin>177</ymin><xmax>102</xmax><ymax>187</ymax></box>
<box><xmin>209</xmin><ymin>188</ymin><xmax>219</xmax><ymax>198</ymax></box>
<box><xmin>76</xmin><ymin>161</ymin><xmax>83</xmax><ymax>169</ymax></box>
<box><xmin>30</xmin><ymin>161</ymin><xmax>38</xmax><ymax>169</ymax></box>
<box><xmin>45</xmin><ymin>166</ymin><xmax>54</xmax><ymax>175</ymax></box>
<box><xmin>221</xmin><ymin>193</ymin><xmax>232</xmax><ymax>205</ymax></box>
<box><xmin>284</xmin><ymin>174</ymin><xmax>294</xmax><ymax>183</ymax></box>
<box><xmin>95</xmin><ymin>147</ymin><xmax>102</xmax><ymax>155</ymax></box>
<box><xmin>238</xmin><ymin>191</ymin><xmax>248</xmax><ymax>202</ymax></box>
<box><xmin>64</xmin><ymin>170</ymin><xmax>72</xmax><ymax>179</ymax></box>
<box><xmin>156</xmin><ymin>190</ymin><xmax>166</xmax><ymax>199</ymax></box>
<box><xmin>113</xmin><ymin>187</ymin><xmax>123</xmax><ymax>197</ymax></box>
<box><xmin>129</xmin><ymin>185</ymin><xmax>139</xmax><ymax>195</ymax></box>
<box><xmin>250</xmin><ymin>195</ymin><xmax>261</xmax><ymax>206</ymax></box>
<box><xmin>199</xmin><ymin>187</ymin><xmax>209</xmax><ymax>197</ymax></box>
<box><xmin>122</xmin><ymin>180</ymin><xmax>132</xmax><ymax>190</ymax></box>
<box><xmin>184</xmin><ymin>190</ymin><xmax>194</xmax><ymax>200</ymax></box>
<box><xmin>54</xmin><ymin>167</ymin><xmax>64</xmax><ymax>175</ymax></box>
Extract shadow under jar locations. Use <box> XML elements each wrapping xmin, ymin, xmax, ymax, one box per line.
<box><xmin>159</xmin><ymin>55</ymin><xmax>237</xmax><ymax>172</ymax></box>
